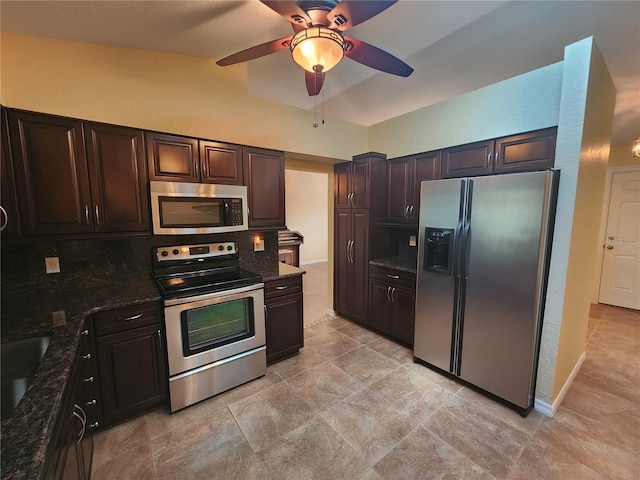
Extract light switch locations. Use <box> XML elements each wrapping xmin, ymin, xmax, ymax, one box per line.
<box><xmin>45</xmin><ymin>257</ymin><xmax>61</xmax><ymax>274</ymax></box>
<box><xmin>409</xmin><ymin>235</ymin><xmax>417</xmax><ymax>247</ymax></box>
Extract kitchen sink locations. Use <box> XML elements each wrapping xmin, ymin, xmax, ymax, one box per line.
<box><xmin>1</xmin><ymin>336</ymin><xmax>51</xmax><ymax>420</ymax></box>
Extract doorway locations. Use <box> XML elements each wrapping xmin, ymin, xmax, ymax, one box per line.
<box><xmin>285</xmin><ymin>168</ymin><xmax>331</xmax><ymax>324</ymax></box>
<box><xmin>598</xmin><ymin>166</ymin><xmax>640</xmax><ymax>310</ymax></box>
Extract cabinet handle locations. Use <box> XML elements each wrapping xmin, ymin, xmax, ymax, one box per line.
<box><xmin>120</xmin><ymin>313</ymin><xmax>143</xmax><ymax>322</ymax></box>
<box><xmin>346</xmin><ymin>240</ymin><xmax>351</xmax><ymax>263</ymax></box>
<box><xmin>86</xmin><ymin>399</ymin><xmax>97</xmax><ymax>406</ymax></box>
<box><xmin>487</xmin><ymin>152</ymin><xmax>492</xmax><ymax>163</ymax></box>
<box><xmin>386</xmin><ymin>286</ymin><xmax>391</xmax><ymax>302</ymax></box>
<box><xmin>194</xmin><ymin>160</ymin><xmax>199</xmax><ymax>178</ymax></box>
<box><xmin>275</xmin><ymin>285</ymin><xmax>289</xmax><ymax>290</ymax></box>
<box><xmin>88</xmin><ymin>422</ymin><xmax>100</xmax><ymax>429</ymax></box>
<box><xmin>81</xmin><ymin>329</ymin><xmax>89</xmax><ymax>336</ymax></box>
<box><xmin>349</xmin><ymin>241</ymin><xmax>355</xmax><ymax>264</ymax></box>
<box><xmin>386</xmin><ymin>274</ymin><xmax>400</xmax><ymax>279</ymax></box>
<box><xmin>157</xmin><ymin>329</ymin><xmax>163</xmax><ymax>351</ymax></box>
<box><xmin>94</xmin><ymin>205</ymin><xmax>100</xmax><ymax>225</ymax></box>
<box><xmin>409</xmin><ymin>205</ymin><xmax>414</xmax><ymax>218</ymax></box>
<box><xmin>81</xmin><ymin>353</ymin><xmax>91</xmax><ymax>360</ymax></box>
<box><xmin>83</xmin><ymin>376</ymin><xmax>94</xmax><ymax>383</ymax></box>
<box><xmin>495</xmin><ymin>151</ymin><xmax>499</xmax><ymax>163</ymax></box>
<box><xmin>0</xmin><ymin>206</ymin><xmax>7</xmax><ymax>231</ymax></box>
<box><xmin>85</xmin><ymin>205</ymin><xmax>90</xmax><ymax>225</ymax></box>
<box><xmin>264</xmin><ymin>305</ymin><xmax>268</xmax><ymax>321</ymax></box>
<box><xmin>391</xmin><ymin>287</ymin><xmax>396</xmax><ymax>302</ymax></box>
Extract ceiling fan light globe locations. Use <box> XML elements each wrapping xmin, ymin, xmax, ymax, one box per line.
<box><xmin>291</xmin><ymin>27</ymin><xmax>344</xmax><ymax>73</ymax></box>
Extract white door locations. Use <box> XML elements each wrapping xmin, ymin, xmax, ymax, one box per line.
<box><xmin>599</xmin><ymin>169</ymin><xmax>640</xmax><ymax>310</ymax></box>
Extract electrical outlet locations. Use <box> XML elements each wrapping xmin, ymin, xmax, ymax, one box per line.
<box><xmin>409</xmin><ymin>235</ymin><xmax>417</xmax><ymax>247</ymax></box>
<box><xmin>45</xmin><ymin>257</ymin><xmax>61</xmax><ymax>274</ymax></box>
<box><xmin>52</xmin><ymin>310</ymin><xmax>66</xmax><ymax>326</ymax></box>
<box><xmin>253</xmin><ymin>236</ymin><xmax>265</xmax><ymax>252</ymax></box>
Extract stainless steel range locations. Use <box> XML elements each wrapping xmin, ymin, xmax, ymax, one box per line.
<box><xmin>153</xmin><ymin>242</ymin><xmax>265</xmax><ymax>412</ymax></box>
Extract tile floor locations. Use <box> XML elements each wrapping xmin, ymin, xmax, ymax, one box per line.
<box><xmin>91</xmin><ymin>268</ymin><xmax>639</xmax><ymax>480</ymax></box>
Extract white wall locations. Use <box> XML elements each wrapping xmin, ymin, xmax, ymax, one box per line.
<box><xmin>284</xmin><ymin>169</ymin><xmax>329</xmax><ymax>264</ymax></box>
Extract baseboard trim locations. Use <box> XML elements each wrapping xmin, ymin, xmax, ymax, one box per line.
<box><xmin>299</xmin><ymin>259</ymin><xmax>328</xmax><ymax>265</ymax></box>
<box><xmin>326</xmin><ymin>309</ymin><xmax>336</xmax><ymax>318</ymax></box>
<box><xmin>534</xmin><ymin>351</ymin><xmax>586</xmax><ymax>417</ymax></box>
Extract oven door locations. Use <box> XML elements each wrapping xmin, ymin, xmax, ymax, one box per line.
<box><xmin>164</xmin><ymin>283</ymin><xmax>265</xmax><ymax>377</ymax></box>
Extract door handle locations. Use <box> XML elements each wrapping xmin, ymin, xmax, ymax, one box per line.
<box><xmin>606</xmin><ymin>245</ymin><xmax>614</xmax><ymax>250</ymax></box>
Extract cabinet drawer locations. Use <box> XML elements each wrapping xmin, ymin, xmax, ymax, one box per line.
<box><xmin>93</xmin><ymin>302</ymin><xmax>162</xmax><ymax>337</ymax></box>
<box><xmin>369</xmin><ymin>265</ymin><xmax>416</xmax><ymax>288</ymax></box>
<box><xmin>264</xmin><ymin>276</ymin><xmax>302</xmax><ymax>299</ymax></box>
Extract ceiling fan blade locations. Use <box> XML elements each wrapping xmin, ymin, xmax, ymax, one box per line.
<box><xmin>328</xmin><ymin>0</ymin><xmax>397</xmax><ymax>31</ymax></box>
<box><xmin>216</xmin><ymin>36</ymin><xmax>292</xmax><ymax>66</ymax></box>
<box><xmin>343</xmin><ymin>36</ymin><xmax>413</xmax><ymax>77</ymax></box>
<box><xmin>305</xmin><ymin>70</ymin><xmax>325</xmax><ymax>96</ymax></box>
<box><xmin>260</xmin><ymin>1</ymin><xmax>311</xmax><ymax>27</ymax></box>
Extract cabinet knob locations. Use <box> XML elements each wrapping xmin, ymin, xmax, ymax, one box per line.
<box><xmin>83</xmin><ymin>376</ymin><xmax>94</xmax><ymax>383</ymax></box>
<box><xmin>88</xmin><ymin>422</ymin><xmax>100</xmax><ymax>429</ymax></box>
<box><xmin>86</xmin><ymin>399</ymin><xmax>97</xmax><ymax>406</ymax></box>
<box><xmin>81</xmin><ymin>353</ymin><xmax>91</xmax><ymax>360</ymax></box>
<box><xmin>81</xmin><ymin>329</ymin><xmax>89</xmax><ymax>336</ymax></box>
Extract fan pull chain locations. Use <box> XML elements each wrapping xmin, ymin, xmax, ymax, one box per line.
<box><xmin>322</xmin><ymin>84</ymin><xmax>325</xmax><ymax>125</ymax></box>
<box><xmin>313</xmin><ymin>71</ymin><xmax>318</xmax><ymax>128</ymax></box>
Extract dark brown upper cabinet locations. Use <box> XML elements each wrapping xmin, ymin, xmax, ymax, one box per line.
<box><xmin>199</xmin><ymin>140</ymin><xmax>243</xmax><ymax>185</ymax></box>
<box><xmin>8</xmin><ymin>111</ymin><xmax>148</xmax><ymax>235</ymax></box>
<box><xmin>387</xmin><ymin>150</ymin><xmax>441</xmax><ymax>224</ymax></box>
<box><xmin>335</xmin><ymin>157</ymin><xmax>373</xmax><ymax>209</ymax></box>
<box><xmin>146</xmin><ymin>132</ymin><xmax>243</xmax><ymax>185</ymax></box>
<box><xmin>85</xmin><ymin>123</ymin><xmax>149</xmax><ymax>233</ymax></box>
<box><xmin>493</xmin><ymin>127</ymin><xmax>557</xmax><ymax>174</ymax></box>
<box><xmin>1</xmin><ymin>108</ymin><xmax>20</xmax><ymax>236</ymax></box>
<box><xmin>442</xmin><ymin>139</ymin><xmax>494</xmax><ymax>179</ymax></box>
<box><xmin>9</xmin><ymin>111</ymin><xmax>93</xmax><ymax>235</ymax></box>
<box><xmin>442</xmin><ymin>128</ymin><xmax>556</xmax><ymax>179</ymax></box>
<box><xmin>242</xmin><ymin>146</ymin><xmax>285</xmax><ymax>229</ymax></box>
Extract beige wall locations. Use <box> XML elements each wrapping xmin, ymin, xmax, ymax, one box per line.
<box><xmin>284</xmin><ymin>169</ymin><xmax>329</xmax><ymax>264</ymax></box>
<box><xmin>369</xmin><ymin>62</ymin><xmax>563</xmax><ymax>158</ymax></box>
<box><xmin>608</xmin><ymin>144</ymin><xmax>640</xmax><ymax>167</ymax></box>
<box><xmin>0</xmin><ymin>33</ymin><xmax>367</xmax><ymax>161</ymax></box>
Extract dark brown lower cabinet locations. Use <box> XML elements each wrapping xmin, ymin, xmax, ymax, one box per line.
<box><xmin>265</xmin><ymin>275</ymin><xmax>304</xmax><ymax>364</ymax></box>
<box><xmin>368</xmin><ymin>265</ymin><xmax>416</xmax><ymax>346</ymax></box>
<box><xmin>92</xmin><ymin>302</ymin><xmax>168</xmax><ymax>427</ymax></box>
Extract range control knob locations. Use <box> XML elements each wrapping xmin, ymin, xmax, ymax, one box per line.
<box><xmin>172</xmin><ymin>249</ymin><xmax>179</xmax><ymax>255</ymax></box>
<box><xmin>218</xmin><ymin>245</ymin><xmax>224</xmax><ymax>251</ymax></box>
<box><xmin>161</xmin><ymin>251</ymin><xmax>168</xmax><ymax>257</ymax></box>
<box><xmin>227</xmin><ymin>245</ymin><xmax>233</xmax><ymax>251</ymax></box>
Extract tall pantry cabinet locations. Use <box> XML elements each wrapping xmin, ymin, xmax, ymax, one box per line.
<box><xmin>333</xmin><ymin>153</ymin><xmax>386</xmax><ymax>323</ymax></box>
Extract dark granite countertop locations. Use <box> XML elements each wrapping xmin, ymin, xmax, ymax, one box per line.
<box><xmin>0</xmin><ymin>264</ymin><xmax>160</xmax><ymax>480</ymax></box>
<box><xmin>369</xmin><ymin>256</ymin><xmax>418</xmax><ymax>274</ymax></box>
<box><xmin>0</xmin><ymin>253</ymin><xmax>297</xmax><ymax>480</ymax></box>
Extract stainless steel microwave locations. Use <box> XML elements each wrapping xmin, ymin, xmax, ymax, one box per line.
<box><xmin>150</xmin><ymin>181</ymin><xmax>248</xmax><ymax>235</ymax></box>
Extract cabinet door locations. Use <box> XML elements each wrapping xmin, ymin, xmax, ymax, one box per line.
<box><xmin>333</xmin><ymin>209</ymin><xmax>351</xmax><ymax>316</ymax></box>
<box><xmin>334</xmin><ymin>162</ymin><xmax>352</xmax><ymax>208</ymax></box>
<box><xmin>199</xmin><ymin>141</ymin><xmax>243</xmax><ymax>185</ymax></box>
<box><xmin>8</xmin><ymin>111</ymin><xmax>92</xmax><ymax>235</ymax></box>
<box><xmin>350</xmin><ymin>159</ymin><xmax>371</xmax><ymax>208</ymax></box>
<box><xmin>265</xmin><ymin>292</ymin><xmax>304</xmax><ymax>363</ymax></box>
<box><xmin>493</xmin><ymin>127</ymin><xmax>556</xmax><ymax>174</ymax></box>
<box><xmin>442</xmin><ymin>140</ymin><xmax>493</xmax><ymax>179</ymax></box>
<box><xmin>96</xmin><ymin>324</ymin><xmax>167</xmax><ymax>426</ymax></box>
<box><xmin>85</xmin><ymin>123</ymin><xmax>150</xmax><ymax>233</ymax></box>
<box><xmin>391</xmin><ymin>285</ymin><xmax>416</xmax><ymax>346</ymax></box>
<box><xmin>1</xmin><ymin>109</ymin><xmax>20</xmax><ymax>235</ymax></box>
<box><xmin>243</xmin><ymin>146</ymin><xmax>285</xmax><ymax>229</ymax></box>
<box><xmin>146</xmin><ymin>132</ymin><xmax>199</xmax><ymax>182</ymax></box>
<box><xmin>386</xmin><ymin>157</ymin><xmax>412</xmax><ymax>223</ymax></box>
<box><xmin>368</xmin><ymin>279</ymin><xmax>392</xmax><ymax>334</ymax></box>
<box><xmin>350</xmin><ymin>209</ymin><xmax>370</xmax><ymax>323</ymax></box>
<box><xmin>410</xmin><ymin>150</ymin><xmax>442</xmax><ymax>223</ymax></box>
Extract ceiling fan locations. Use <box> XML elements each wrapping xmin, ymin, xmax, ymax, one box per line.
<box><xmin>216</xmin><ymin>0</ymin><xmax>413</xmax><ymax>96</ymax></box>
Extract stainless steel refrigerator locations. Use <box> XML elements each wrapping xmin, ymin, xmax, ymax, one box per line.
<box><xmin>414</xmin><ymin>170</ymin><xmax>559</xmax><ymax>414</ymax></box>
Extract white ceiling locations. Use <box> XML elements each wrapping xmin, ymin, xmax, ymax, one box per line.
<box><xmin>2</xmin><ymin>0</ymin><xmax>639</xmax><ymax>151</ymax></box>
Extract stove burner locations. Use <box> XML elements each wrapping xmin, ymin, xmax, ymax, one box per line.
<box><xmin>152</xmin><ymin>242</ymin><xmax>262</xmax><ymax>299</ymax></box>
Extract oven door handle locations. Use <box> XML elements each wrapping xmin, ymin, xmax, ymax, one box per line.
<box><xmin>163</xmin><ymin>282</ymin><xmax>265</xmax><ymax>307</ymax></box>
